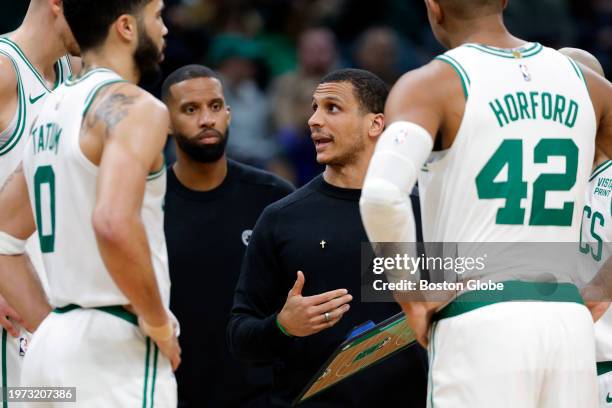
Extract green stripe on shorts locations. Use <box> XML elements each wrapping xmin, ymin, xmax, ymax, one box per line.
<box><xmin>2</xmin><ymin>328</ymin><xmax>7</xmax><ymax>408</ymax></box>
<box><xmin>143</xmin><ymin>338</ymin><xmax>151</xmax><ymax>408</ymax></box>
<box><xmin>150</xmin><ymin>345</ymin><xmax>158</xmax><ymax>408</ymax></box>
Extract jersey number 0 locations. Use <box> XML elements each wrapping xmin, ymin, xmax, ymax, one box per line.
<box><xmin>34</xmin><ymin>165</ymin><xmax>56</xmax><ymax>253</ymax></box>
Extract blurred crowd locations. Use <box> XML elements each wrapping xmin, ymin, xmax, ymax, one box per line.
<box><xmin>2</xmin><ymin>0</ymin><xmax>611</xmax><ymax>186</ymax></box>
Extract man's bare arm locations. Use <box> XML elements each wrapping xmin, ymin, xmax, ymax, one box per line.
<box><xmin>0</xmin><ymin>54</ymin><xmax>18</xmax><ymax>134</ymax></box>
<box><xmin>88</xmin><ymin>83</ymin><xmax>179</xmax><ymax>369</ymax></box>
<box><xmin>0</xmin><ymin>165</ymin><xmax>51</xmax><ymax>332</ymax></box>
<box><xmin>361</xmin><ymin>61</ymin><xmax>462</xmax><ymax>347</ymax></box>
<box><xmin>581</xmin><ymin>63</ymin><xmax>612</xmax><ymax>160</ymax></box>
<box><xmin>89</xmin><ymin>83</ymin><xmax>168</xmax><ymax>327</ymax></box>
<box><xmin>581</xmin><ymin>65</ymin><xmax>612</xmax><ymax>310</ymax></box>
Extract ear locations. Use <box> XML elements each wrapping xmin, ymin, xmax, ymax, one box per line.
<box><xmin>425</xmin><ymin>0</ymin><xmax>444</xmax><ymax>24</ymax></box>
<box><xmin>49</xmin><ymin>0</ymin><xmax>62</xmax><ymax>17</ymax></box>
<box><xmin>113</xmin><ymin>14</ymin><xmax>138</xmax><ymax>44</ymax></box>
<box><xmin>226</xmin><ymin>105</ymin><xmax>232</xmax><ymax>126</ymax></box>
<box><xmin>501</xmin><ymin>0</ymin><xmax>509</xmax><ymax>10</ymax></box>
<box><xmin>368</xmin><ymin>113</ymin><xmax>385</xmax><ymax>139</ymax></box>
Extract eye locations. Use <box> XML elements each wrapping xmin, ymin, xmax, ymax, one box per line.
<box><xmin>211</xmin><ymin>102</ymin><xmax>222</xmax><ymax>112</ymax></box>
<box><xmin>184</xmin><ymin>105</ymin><xmax>196</xmax><ymax>114</ymax></box>
<box><xmin>327</xmin><ymin>104</ymin><xmax>340</xmax><ymax>113</ymax></box>
<box><xmin>311</xmin><ymin>103</ymin><xmax>318</xmax><ymax>112</ymax></box>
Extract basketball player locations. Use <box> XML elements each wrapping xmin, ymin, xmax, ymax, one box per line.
<box><xmin>560</xmin><ymin>48</ymin><xmax>612</xmax><ymax>408</ymax></box>
<box><xmin>0</xmin><ymin>0</ymin><xmax>179</xmax><ymax>406</ymax></box>
<box><xmin>0</xmin><ymin>0</ymin><xmax>80</xmax><ymax>401</ymax></box>
<box><xmin>360</xmin><ymin>0</ymin><xmax>612</xmax><ymax>407</ymax></box>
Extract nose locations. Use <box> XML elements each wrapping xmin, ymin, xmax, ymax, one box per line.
<box><xmin>161</xmin><ymin>18</ymin><xmax>169</xmax><ymax>37</ymax></box>
<box><xmin>199</xmin><ymin>109</ymin><xmax>215</xmax><ymax>128</ymax></box>
<box><xmin>308</xmin><ymin>107</ymin><xmax>323</xmax><ymax>129</ymax></box>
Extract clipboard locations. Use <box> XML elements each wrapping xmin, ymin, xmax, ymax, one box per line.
<box><xmin>293</xmin><ymin>312</ymin><xmax>416</xmax><ymax>406</ymax></box>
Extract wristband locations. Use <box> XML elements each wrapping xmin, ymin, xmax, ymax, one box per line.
<box><xmin>275</xmin><ymin>316</ymin><xmax>293</xmax><ymax>337</ymax></box>
<box><xmin>0</xmin><ymin>231</ymin><xmax>26</xmax><ymax>255</ymax></box>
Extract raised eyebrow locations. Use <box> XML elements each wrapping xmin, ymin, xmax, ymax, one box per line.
<box><xmin>319</xmin><ymin>96</ymin><xmax>344</xmax><ymax>105</ymax></box>
<box><xmin>179</xmin><ymin>101</ymin><xmax>198</xmax><ymax>109</ymax></box>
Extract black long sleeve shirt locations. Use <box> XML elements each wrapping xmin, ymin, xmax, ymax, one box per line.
<box><xmin>228</xmin><ymin>175</ymin><xmax>427</xmax><ymax>407</ymax></box>
<box><xmin>165</xmin><ymin>160</ymin><xmax>294</xmax><ymax>407</ymax></box>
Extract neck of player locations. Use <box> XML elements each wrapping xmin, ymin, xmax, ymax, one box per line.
<box><xmin>445</xmin><ymin>14</ymin><xmax>525</xmax><ymax>50</ymax></box>
<box><xmin>323</xmin><ymin>151</ymin><xmax>372</xmax><ymax>190</ymax></box>
<box><xmin>11</xmin><ymin>9</ymin><xmax>66</xmax><ymax>84</ymax></box>
<box><xmin>173</xmin><ymin>151</ymin><xmax>228</xmax><ymax>192</ymax></box>
<box><xmin>80</xmin><ymin>48</ymin><xmax>140</xmax><ymax>84</ymax></box>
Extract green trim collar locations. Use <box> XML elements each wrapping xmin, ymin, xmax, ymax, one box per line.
<box><xmin>589</xmin><ymin>161</ymin><xmax>612</xmax><ymax>182</ymax></box>
<box><xmin>465</xmin><ymin>42</ymin><xmax>544</xmax><ymax>59</ymax></box>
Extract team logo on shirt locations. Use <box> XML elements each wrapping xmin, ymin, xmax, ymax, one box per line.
<box><xmin>394</xmin><ymin>132</ymin><xmax>407</xmax><ymax>145</ymax></box>
<box><xmin>19</xmin><ymin>337</ymin><xmax>28</xmax><ymax>356</ymax></box>
<box><xmin>519</xmin><ymin>64</ymin><xmax>531</xmax><ymax>82</ymax></box>
<box><xmin>241</xmin><ymin>229</ymin><xmax>252</xmax><ymax>246</ymax></box>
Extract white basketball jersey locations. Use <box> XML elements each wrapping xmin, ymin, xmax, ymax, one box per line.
<box><xmin>0</xmin><ymin>37</ymin><xmax>72</xmax><ymax>291</ymax></box>
<box><xmin>21</xmin><ymin>68</ymin><xmax>170</xmax><ymax>308</ymax></box>
<box><xmin>579</xmin><ymin>161</ymin><xmax>612</xmax><ymax>363</ymax></box>
<box><xmin>0</xmin><ymin>37</ymin><xmax>72</xmax><ymax>185</ymax></box>
<box><xmin>419</xmin><ymin>43</ymin><xmax>596</xmax><ymax>282</ymax></box>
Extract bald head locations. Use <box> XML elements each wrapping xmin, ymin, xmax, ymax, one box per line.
<box><xmin>558</xmin><ymin>47</ymin><xmax>605</xmax><ymax>77</ymax></box>
<box><xmin>436</xmin><ymin>0</ymin><xmax>504</xmax><ymax>19</ymax></box>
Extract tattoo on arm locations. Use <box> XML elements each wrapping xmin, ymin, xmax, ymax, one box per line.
<box><xmin>85</xmin><ymin>92</ymin><xmax>138</xmax><ymax>138</ymax></box>
<box><xmin>0</xmin><ymin>164</ymin><xmax>23</xmax><ymax>194</ymax></box>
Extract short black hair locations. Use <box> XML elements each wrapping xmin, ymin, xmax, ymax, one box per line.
<box><xmin>319</xmin><ymin>68</ymin><xmax>388</xmax><ymax>114</ymax></box>
<box><xmin>438</xmin><ymin>0</ymin><xmax>503</xmax><ymax>19</ymax></box>
<box><xmin>161</xmin><ymin>64</ymin><xmax>220</xmax><ymax>102</ymax></box>
<box><xmin>63</xmin><ymin>0</ymin><xmax>151</xmax><ymax>52</ymax></box>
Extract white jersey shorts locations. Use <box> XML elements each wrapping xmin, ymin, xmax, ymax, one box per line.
<box><xmin>427</xmin><ymin>282</ymin><xmax>598</xmax><ymax>408</ymax></box>
<box><xmin>20</xmin><ymin>306</ymin><xmax>176</xmax><ymax>407</ymax></box>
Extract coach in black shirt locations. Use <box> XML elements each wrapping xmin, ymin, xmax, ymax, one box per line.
<box><xmin>161</xmin><ymin>65</ymin><xmax>294</xmax><ymax>407</ymax></box>
<box><xmin>228</xmin><ymin>69</ymin><xmax>427</xmax><ymax>407</ymax></box>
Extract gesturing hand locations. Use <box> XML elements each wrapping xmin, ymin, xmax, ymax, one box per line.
<box><xmin>277</xmin><ymin>271</ymin><xmax>352</xmax><ymax>337</ymax></box>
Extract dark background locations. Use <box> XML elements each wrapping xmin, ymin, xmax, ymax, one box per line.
<box><xmin>4</xmin><ymin>0</ymin><xmax>611</xmax><ymax>185</ymax></box>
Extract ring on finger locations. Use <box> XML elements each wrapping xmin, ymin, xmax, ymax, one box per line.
<box><xmin>324</xmin><ymin>312</ymin><xmax>331</xmax><ymax>322</ymax></box>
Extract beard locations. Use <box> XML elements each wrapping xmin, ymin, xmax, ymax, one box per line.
<box><xmin>134</xmin><ymin>24</ymin><xmax>163</xmax><ymax>86</ymax></box>
<box><xmin>174</xmin><ymin>128</ymin><xmax>229</xmax><ymax>163</ymax></box>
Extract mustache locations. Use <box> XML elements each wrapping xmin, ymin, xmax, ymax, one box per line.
<box><xmin>196</xmin><ymin>128</ymin><xmax>224</xmax><ymax>139</ymax></box>
<box><xmin>311</xmin><ymin>131</ymin><xmax>334</xmax><ymax>143</ymax></box>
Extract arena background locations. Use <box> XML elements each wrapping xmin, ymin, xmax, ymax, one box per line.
<box><xmin>3</xmin><ymin>0</ymin><xmax>611</xmax><ymax>186</ymax></box>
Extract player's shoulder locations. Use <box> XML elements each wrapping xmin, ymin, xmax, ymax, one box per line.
<box><xmin>0</xmin><ymin>52</ymin><xmax>17</xmax><ymax>97</ymax></box>
<box><xmin>392</xmin><ymin>58</ymin><xmax>459</xmax><ymax>97</ymax></box>
<box><xmin>230</xmin><ymin>159</ymin><xmax>295</xmax><ymax>194</ymax></box>
<box><xmin>95</xmin><ymin>82</ymin><xmax>168</xmax><ymax>121</ymax></box>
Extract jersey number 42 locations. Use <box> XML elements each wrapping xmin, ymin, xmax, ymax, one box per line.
<box><xmin>476</xmin><ymin>138</ymin><xmax>578</xmax><ymax>226</ymax></box>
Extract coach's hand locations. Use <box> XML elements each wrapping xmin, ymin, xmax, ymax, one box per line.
<box><xmin>0</xmin><ymin>293</ymin><xmax>23</xmax><ymax>337</ymax></box>
<box><xmin>139</xmin><ymin>315</ymin><xmax>182</xmax><ymax>371</ymax></box>
<box><xmin>277</xmin><ymin>271</ymin><xmax>352</xmax><ymax>337</ymax></box>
